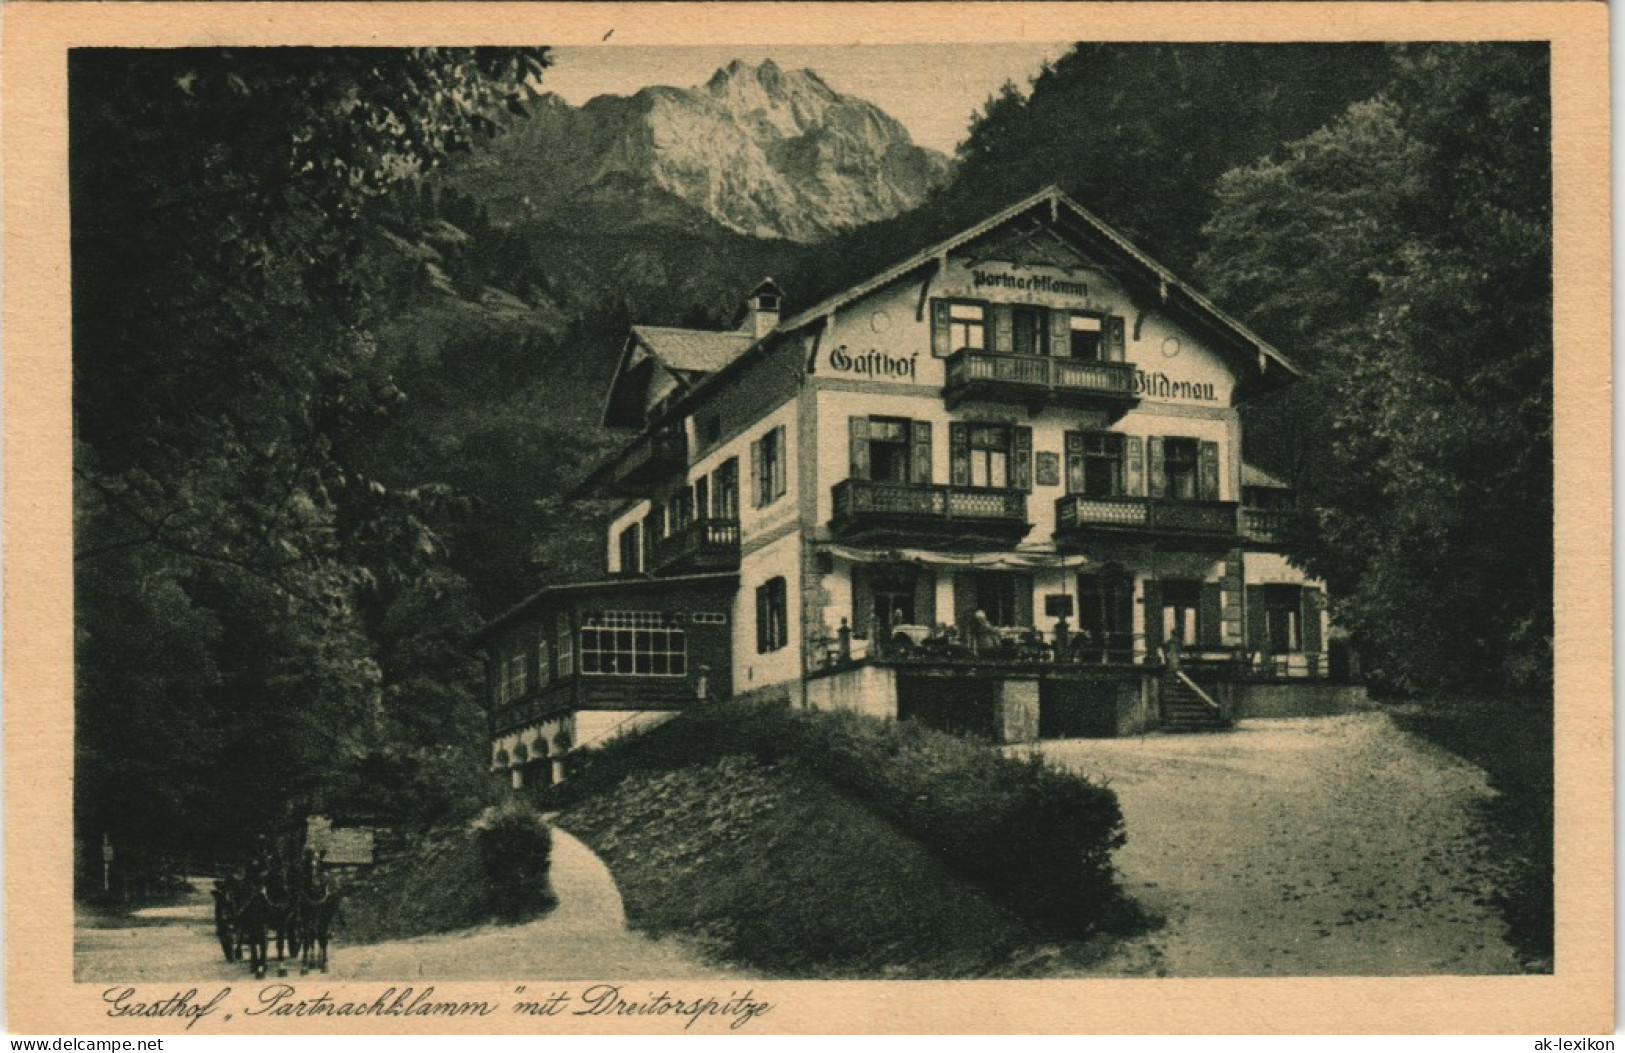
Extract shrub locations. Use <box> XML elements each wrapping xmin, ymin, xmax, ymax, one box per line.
<box><xmin>473</xmin><ymin>798</ymin><xmax>556</xmax><ymax>920</ymax></box>
<box><xmin>543</xmin><ymin>701</ymin><xmax>1126</xmax><ymax>937</ymax></box>
<box><xmin>775</xmin><ymin>710</ymin><xmax>1125</xmax><ymax>936</ymax></box>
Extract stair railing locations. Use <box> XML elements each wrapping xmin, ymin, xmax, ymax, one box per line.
<box><xmin>1174</xmin><ymin>668</ymin><xmax>1223</xmax><ymax>713</ymax></box>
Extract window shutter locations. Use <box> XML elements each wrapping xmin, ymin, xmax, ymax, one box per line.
<box><xmin>1246</xmin><ymin>585</ymin><xmax>1269</xmax><ymax>651</ymax></box>
<box><xmin>1147</xmin><ymin>436</ymin><xmax>1166</xmax><ymax>498</ymax></box>
<box><xmin>949</xmin><ymin>422</ymin><xmax>970</xmax><ymax>487</ymax></box>
<box><xmin>1199</xmin><ymin>441</ymin><xmax>1221</xmax><ymax>501</ymax></box>
<box><xmin>914</xmin><ymin>567</ymin><xmax>937</xmax><ymax>627</ymax></box>
<box><xmin>1123</xmin><ymin>435</ymin><xmax>1145</xmax><ymax>496</ymax></box>
<box><xmin>849</xmin><ymin>416</ymin><xmax>870</xmax><ymax>481</ymax></box>
<box><xmin>851</xmin><ymin>566</ymin><xmax>874</xmax><ymax>640</ymax></box>
<box><xmin>1301</xmin><ymin>587</ymin><xmax>1323</xmax><ymax>654</ymax></box>
<box><xmin>952</xmin><ymin>572</ymin><xmax>978</xmax><ymax>634</ymax></box>
<box><xmin>1064</xmin><ymin>431</ymin><xmax>1085</xmax><ymax>495</ymax></box>
<box><xmin>756</xmin><ymin>583</ymin><xmax>768</xmax><ymax>653</ymax></box>
<box><xmin>750</xmin><ymin>437</ymin><xmax>763</xmax><ymax>508</ymax></box>
<box><xmin>1200</xmin><ymin>583</ymin><xmax>1223</xmax><ymax>647</ymax></box>
<box><xmin>486</xmin><ymin>657</ymin><xmax>500</xmax><ymax>707</ymax></box>
<box><xmin>694</xmin><ymin>477</ymin><xmax>709</xmax><ymax>521</ymax></box>
<box><xmin>1014</xmin><ymin>573</ymin><xmax>1034</xmax><ymax>628</ymax></box>
<box><xmin>1105</xmin><ymin>315</ymin><xmax>1127</xmax><ymax>361</ymax></box>
<box><xmin>1141</xmin><ymin>580</ymin><xmax>1164</xmax><ymax>653</ymax></box>
<box><xmin>1013</xmin><ymin>426</ymin><xmax>1033</xmax><ymax>491</ymax></box>
<box><xmin>1049</xmin><ymin>308</ymin><xmax>1071</xmax><ymax>356</ymax></box>
<box><xmin>992</xmin><ymin>304</ymin><xmax>1013</xmax><ymax>353</ymax></box>
<box><xmin>930</xmin><ymin>300</ymin><xmax>951</xmax><ymax>357</ymax></box>
<box><xmin>911</xmin><ymin>420</ymin><xmax>933</xmax><ymax>484</ymax></box>
<box><xmin>773</xmin><ymin>425</ymin><xmax>788</xmax><ymax>499</ymax></box>
<box><xmin>642</xmin><ymin>513</ymin><xmax>655</xmax><ymax>569</ymax></box>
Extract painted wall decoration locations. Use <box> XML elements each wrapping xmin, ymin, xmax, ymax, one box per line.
<box><xmin>1035</xmin><ymin>450</ymin><xmax>1061</xmax><ymax>487</ymax></box>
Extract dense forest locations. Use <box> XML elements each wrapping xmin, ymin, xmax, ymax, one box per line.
<box><xmin>72</xmin><ymin>44</ymin><xmax>1551</xmax><ymax>883</ymax></box>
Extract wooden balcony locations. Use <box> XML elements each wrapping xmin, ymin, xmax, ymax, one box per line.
<box><xmin>649</xmin><ymin>518</ymin><xmax>741</xmax><ymax>575</ymax></box>
<box><xmin>1240</xmin><ymin>507</ymin><xmax>1303</xmax><ymax>548</ymax></box>
<box><xmin>831</xmin><ymin>479</ymin><xmax>1032</xmax><ymax>548</ymax></box>
<box><xmin>606</xmin><ymin>425</ymin><xmax>687</xmax><ymax>494</ymax></box>
<box><xmin>1055</xmin><ymin>495</ymin><xmax>1239</xmax><ymax>548</ymax></box>
<box><xmin>944</xmin><ymin>350</ymin><xmax>1139</xmax><ymax>418</ymax></box>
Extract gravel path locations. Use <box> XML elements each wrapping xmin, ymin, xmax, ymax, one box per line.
<box><xmin>75</xmin><ymin>828</ymin><xmax>733</xmax><ymax>982</ymax></box>
<box><xmin>1032</xmin><ymin>713</ymin><xmax>1522</xmax><ymax>976</ymax></box>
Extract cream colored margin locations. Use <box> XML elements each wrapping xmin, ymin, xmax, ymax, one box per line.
<box><xmin>3</xmin><ymin>2</ymin><xmax>1611</xmax><ymax>1035</ymax></box>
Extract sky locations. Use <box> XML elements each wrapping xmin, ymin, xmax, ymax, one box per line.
<box><xmin>537</xmin><ymin>43</ymin><xmax>1072</xmax><ymax>155</ymax></box>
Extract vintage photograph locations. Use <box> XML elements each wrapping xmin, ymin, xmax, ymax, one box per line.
<box><xmin>0</xmin><ymin>0</ymin><xmax>1595</xmax><ymax>1033</ymax></box>
<box><xmin>64</xmin><ymin>36</ymin><xmax>1560</xmax><ymax>990</ymax></box>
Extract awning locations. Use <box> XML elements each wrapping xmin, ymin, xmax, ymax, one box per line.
<box><xmin>825</xmin><ymin>545</ymin><xmax>1092</xmax><ymax>570</ymax></box>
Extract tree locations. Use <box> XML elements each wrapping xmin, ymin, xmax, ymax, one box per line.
<box><xmin>1196</xmin><ymin>44</ymin><xmax>1551</xmax><ymax>695</ymax></box>
<box><xmin>71</xmin><ymin>48</ymin><xmax>551</xmax><ymax>875</ymax></box>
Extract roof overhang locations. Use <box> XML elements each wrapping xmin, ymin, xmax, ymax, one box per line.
<box><xmin>471</xmin><ymin>571</ymin><xmax>740</xmax><ymax>648</ymax></box>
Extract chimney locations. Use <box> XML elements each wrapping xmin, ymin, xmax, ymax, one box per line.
<box><xmin>745</xmin><ymin>279</ymin><xmax>782</xmax><ymax>340</ymax></box>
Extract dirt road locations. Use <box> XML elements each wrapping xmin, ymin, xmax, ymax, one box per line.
<box><xmin>75</xmin><ymin>828</ymin><xmax>733</xmax><ymax>983</ymax></box>
<box><xmin>1034</xmin><ymin>713</ymin><xmax>1523</xmax><ymax>976</ymax></box>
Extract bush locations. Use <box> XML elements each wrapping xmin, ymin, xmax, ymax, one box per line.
<box><xmin>473</xmin><ymin>798</ymin><xmax>556</xmax><ymax>920</ymax></box>
<box><xmin>543</xmin><ymin>702</ymin><xmax>1126</xmax><ymax>937</ymax></box>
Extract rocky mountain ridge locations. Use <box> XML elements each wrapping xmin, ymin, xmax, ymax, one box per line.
<box><xmin>451</xmin><ymin>58</ymin><xmax>950</xmax><ymax>242</ymax></box>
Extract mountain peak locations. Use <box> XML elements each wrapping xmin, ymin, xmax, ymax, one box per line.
<box><xmin>454</xmin><ymin>62</ymin><xmax>951</xmax><ymax>242</ymax></box>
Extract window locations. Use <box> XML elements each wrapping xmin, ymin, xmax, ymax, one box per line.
<box><xmin>756</xmin><ymin>577</ymin><xmax>788</xmax><ymax>653</ymax></box>
<box><xmin>973</xmin><ymin>572</ymin><xmax>1020</xmax><ymax>627</ymax></box>
<box><xmin>950</xmin><ymin>422</ymin><xmax>1030</xmax><ymax>491</ymax></box>
<box><xmin>871</xmin><ymin>565</ymin><xmax>918</xmax><ymax>630</ymax></box>
<box><xmin>713</xmin><ymin>458</ymin><xmax>739</xmax><ymax>520</ymax></box>
<box><xmin>1067</xmin><ymin>432</ymin><xmax>1124</xmax><ymax>498</ymax></box>
<box><xmin>1076</xmin><ymin>572</ymin><xmax>1135</xmax><ymax>663</ymax></box>
<box><xmin>668</xmin><ymin>489</ymin><xmax>693</xmax><ymax>534</ymax></box>
<box><xmin>1263</xmin><ymin>585</ymin><xmax>1303</xmax><ymax>652</ymax></box>
<box><xmin>580</xmin><ymin>611</ymin><xmax>687</xmax><ymax>676</ymax></box>
<box><xmin>867</xmin><ymin>417</ymin><xmax>913</xmax><ymax>483</ymax></box>
<box><xmin>693</xmin><ymin>476</ymin><xmax>710</xmax><ymax>522</ymax></box>
<box><xmin>948</xmin><ymin>302</ymin><xmax>986</xmax><ymax>351</ymax></box>
<box><xmin>618</xmin><ymin>522</ymin><xmax>642</xmax><ymax>574</ymax></box>
<box><xmin>691</xmin><ymin>612</ymin><xmax>728</xmax><ymax>625</ymax></box>
<box><xmin>1012</xmin><ymin>306</ymin><xmax>1049</xmax><ymax>356</ymax></box>
<box><xmin>700</xmin><ymin>415</ymin><xmax>722</xmax><ymax>447</ymax></box>
<box><xmin>1164</xmin><ymin>438</ymin><xmax>1200</xmax><ymax>501</ymax></box>
<box><xmin>1069</xmin><ymin>313</ymin><xmax>1104</xmax><ymax>360</ymax></box>
<box><xmin>1161</xmin><ymin>580</ymin><xmax>1201</xmax><ymax>646</ymax></box>
<box><xmin>967</xmin><ymin>424</ymin><xmax>1010</xmax><ymax>489</ymax></box>
<box><xmin>507</xmin><ymin>652</ymin><xmax>527</xmax><ymax>699</ymax></box>
<box><xmin>752</xmin><ymin>426</ymin><xmax>786</xmax><ymax>508</ymax></box>
<box><xmin>536</xmin><ymin>637</ymin><xmax>551</xmax><ymax>686</ymax></box>
<box><xmin>557</xmin><ymin>620</ymin><xmax>574</xmax><ymax>678</ymax></box>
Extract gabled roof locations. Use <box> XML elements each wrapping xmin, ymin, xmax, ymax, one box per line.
<box><xmin>779</xmin><ymin>185</ymin><xmax>1301</xmax><ymax>382</ymax></box>
<box><xmin>631</xmin><ymin>325</ymin><xmax>754</xmax><ymax>375</ymax></box>
<box><xmin>581</xmin><ymin>185</ymin><xmax>1304</xmax><ymax>491</ymax></box>
<box><xmin>601</xmin><ymin>326</ymin><xmax>756</xmax><ymax>429</ymax></box>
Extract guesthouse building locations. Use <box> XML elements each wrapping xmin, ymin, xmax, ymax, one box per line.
<box><xmin>476</xmin><ymin>187</ymin><xmax>1332</xmax><ymax>787</ymax></box>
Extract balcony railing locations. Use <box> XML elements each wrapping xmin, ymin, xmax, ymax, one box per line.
<box><xmin>832</xmin><ymin>479</ymin><xmax>1031</xmax><ymax>546</ymax></box>
<box><xmin>649</xmin><ymin>517</ymin><xmax>741</xmax><ymax>575</ymax></box>
<box><xmin>1240</xmin><ymin>507</ymin><xmax>1302</xmax><ymax>546</ymax></box>
<box><xmin>608</xmin><ymin>425</ymin><xmax>687</xmax><ymax>492</ymax></box>
<box><xmin>944</xmin><ymin>350</ymin><xmax>1138</xmax><ymax>416</ymax></box>
<box><xmin>1055</xmin><ymin>495</ymin><xmax>1239</xmax><ymax>543</ymax></box>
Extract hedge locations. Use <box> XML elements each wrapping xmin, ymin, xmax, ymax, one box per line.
<box><xmin>545</xmin><ymin>702</ymin><xmax>1125</xmax><ymax>936</ymax></box>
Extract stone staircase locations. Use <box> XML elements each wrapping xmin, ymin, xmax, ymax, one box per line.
<box><xmin>1160</xmin><ymin>671</ymin><xmax>1229</xmax><ymax>732</ymax></box>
